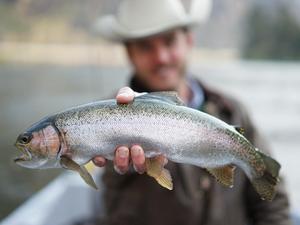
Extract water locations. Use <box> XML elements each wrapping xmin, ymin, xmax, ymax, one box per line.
<box><xmin>0</xmin><ymin>61</ymin><xmax>299</xmax><ymax>219</ymax></box>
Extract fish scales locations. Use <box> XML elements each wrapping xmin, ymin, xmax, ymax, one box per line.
<box><xmin>53</xmin><ymin>98</ymin><xmax>260</xmax><ymax>176</ymax></box>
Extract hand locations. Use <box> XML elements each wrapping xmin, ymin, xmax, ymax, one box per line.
<box><xmin>92</xmin><ymin>87</ymin><xmax>147</xmax><ymax>174</ymax></box>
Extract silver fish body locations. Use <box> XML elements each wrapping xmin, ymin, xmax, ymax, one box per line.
<box><xmin>15</xmin><ymin>92</ymin><xmax>280</xmax><ymax>200</ymax></box>
<box><xmin>55</xmin><ymin>97</ymin><xmax>258</xmax><ymax>177</ymax></box>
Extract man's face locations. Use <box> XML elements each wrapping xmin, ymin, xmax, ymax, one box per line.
<box><xmin>126</xmin><ymin>29</ymin><xmax>194</xmax><ymax>91</ymax></box>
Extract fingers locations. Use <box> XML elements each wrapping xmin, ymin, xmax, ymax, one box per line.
<box><xmin>92</xmin><ymin>145</ymin><xmax>167</xmax><ymax>176</ymax></box>
<box><xmin>114</xmin><ymin>145</ymin><xmax>146</xmax><ymax>174</ymax></box>
<box><xmin>131</xmin><ymin>145</ymin><xmax>146</xmax><ymax>174</ymax></box>
<box><xmin>116</xmin><ymin>87</ymin><xmax>135</xmax><ymax>104</ymax></box>
<box><xmin>114</xmin><ymin>146</ymin><xmax>130</xmax><ymax>174</ymax></box>
<box><xmin>92</xmin><ymin>156</ymin><xmax>106</xmax><ymax>167</ymax></box>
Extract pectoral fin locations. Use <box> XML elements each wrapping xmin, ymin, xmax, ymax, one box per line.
<box><xmin>60</xmin><ymin>155</ymin><xmax>98</xmax><ymax>190</ymax></box>
<box><xmin>145</xmin><ymin>157</ymin><xmax>173</xmax><ymax>190</ymax></box>
<box><xmin>207</xmin><ymin>165</ymin><xmax>236</xmax><ymax>187</ymax></box>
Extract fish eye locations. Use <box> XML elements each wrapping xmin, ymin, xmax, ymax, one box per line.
<box><xmin>20</xmin><ymin>134</ymin><xmax>32</xmax><ymax>144</ymax></box>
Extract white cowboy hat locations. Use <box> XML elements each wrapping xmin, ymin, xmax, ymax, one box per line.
<box><xmin>94</xmin><ymin>0</ymin><xmax>212</xmax><ymax>42</ymax></box>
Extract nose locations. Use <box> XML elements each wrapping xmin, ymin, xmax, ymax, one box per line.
<box><xmin>153</xmin><ymin>46</ymin><xmax>171</xmax><ymax>64</ymax></box>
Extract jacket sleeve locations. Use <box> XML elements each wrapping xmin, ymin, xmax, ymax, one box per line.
<box><xmin>235</xmin><ymin>100</ymin><xmax>291</xmax><ymax>225</ymax></box>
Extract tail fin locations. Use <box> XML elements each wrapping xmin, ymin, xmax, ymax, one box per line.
<box><xmin>252</xmin><ymin>152</ymin><xmax>281</xmax><ymax>201</ymax></box>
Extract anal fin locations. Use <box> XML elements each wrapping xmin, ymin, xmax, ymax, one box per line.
<box><xmin>146</xmin><ymin>157</ymin><xmax>173</xmax><ymax>190</ymax></box>
<box><xmin>207</xmin><ymin>165</ymin><xmax>236</xmax><ymax>187</ymax></box>
<box><xmin>60</xmin><ymin>155</ymin><xmax>98</xmax><ymax>190</ymax></box>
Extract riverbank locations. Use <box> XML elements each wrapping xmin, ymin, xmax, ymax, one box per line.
<box><xmin>0</xmin><ymin>41</ymin><xmax>238</xmax><ymax>66</ymax></box>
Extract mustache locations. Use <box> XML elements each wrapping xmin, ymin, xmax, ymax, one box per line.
<box><xmin>152</xmin><ymin>64</ymin><xmax>177</xmax><ymax>73</ymax></box>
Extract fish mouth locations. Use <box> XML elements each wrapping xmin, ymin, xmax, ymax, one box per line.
<box><xmin>14</xmin><ymin>143</ymin><xmax>32</xmax><ymax>162</ymax></box>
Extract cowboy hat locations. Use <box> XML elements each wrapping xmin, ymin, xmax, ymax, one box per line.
<box><xmin>94</xmin><ymin>0</ymin><xmax>212</xmax><ymax>42</ymax></box>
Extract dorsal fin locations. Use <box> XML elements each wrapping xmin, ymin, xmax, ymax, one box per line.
<box><xmin>135</xmin><ymin>92</ymin><xmax>185</xmax><ymax>106</ymax></box>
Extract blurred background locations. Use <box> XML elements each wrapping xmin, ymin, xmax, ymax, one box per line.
<box><xmin>0</xmin><ymin>0</ymin><xmax>300</xmax><ymax>224</ymax></box>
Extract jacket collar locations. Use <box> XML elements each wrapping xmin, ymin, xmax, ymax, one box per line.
<box><xmin>129</xmin><ymin>75</ymin><xmax>234</xmax><ymax>119</ymax></box>
<box><xmin>129</xmin><ymin>75</ymin><xmax>204</xmax><ymax>109</ymax></box>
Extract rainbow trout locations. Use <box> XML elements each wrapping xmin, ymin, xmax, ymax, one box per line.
<box><xmin>14</xmin><ymin>92</ymin><xmax>280</xmax><ymax>201</ymax></box>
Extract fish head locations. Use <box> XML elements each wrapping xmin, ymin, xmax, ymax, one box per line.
<box><xmin>14</xmin><ymin>120</ymin><xmax>61</xmax><ymax>168</ymax></box>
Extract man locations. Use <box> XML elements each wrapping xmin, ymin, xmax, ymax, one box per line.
<box><xmin>92</xmin><ymin>0</ymin><xmax>291</xmax><ymax>224</ymax></box>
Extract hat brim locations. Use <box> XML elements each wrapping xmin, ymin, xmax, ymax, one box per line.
<box><xmin>94</xmin><ymin>15</ymin><xmax>198</xmax><ymax>42</ymax></box>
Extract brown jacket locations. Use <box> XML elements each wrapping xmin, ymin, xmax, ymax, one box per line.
<box><xmin>101</xmin><ymin>77</ymin><xmax>291</xmax><ymax>225</ymax></box>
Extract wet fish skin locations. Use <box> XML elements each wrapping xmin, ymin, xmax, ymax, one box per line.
<box><xmin>14</xmin><ymin>92</ymin><xmax>280</xmax><ymax>201</ymax></box>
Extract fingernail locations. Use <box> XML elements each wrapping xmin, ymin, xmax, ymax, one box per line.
<box><xmin>118</xmin><ymin>148</ymin><xmax>129</xmax><ymax>158</ymax></box>
<box><xmin>131</xmin><ymin>146</ymin><xmax>142</xmax><ymax>156</ymax></box>
<box><xmin>118</xmin><ymin>92</ymin><xmax>130</xmax><ymax>98</ymax></box>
